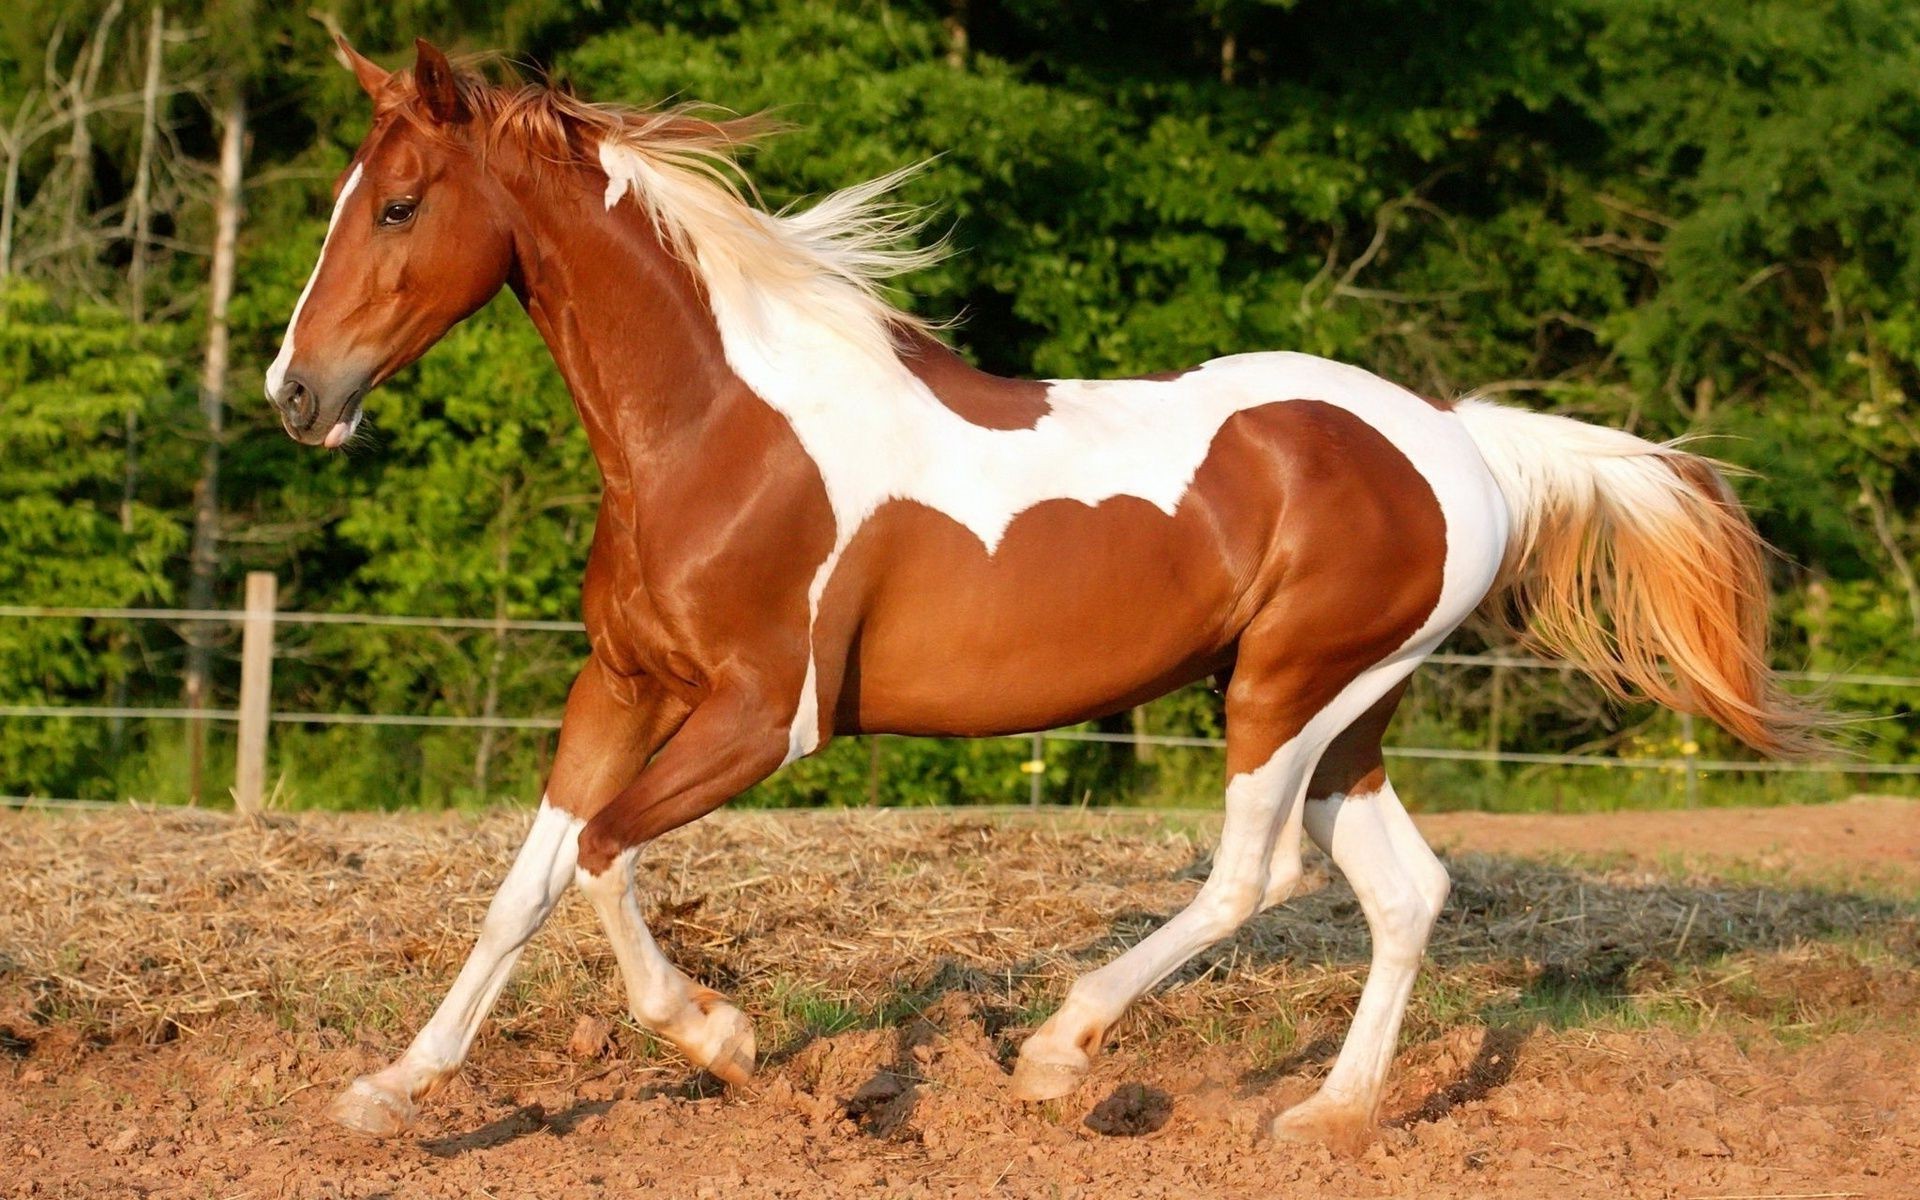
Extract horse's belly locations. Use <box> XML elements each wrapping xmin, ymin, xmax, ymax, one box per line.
<box><xmin>844</xmin><ymin>521</ymin><xmax>1242</xmax><ymax>737</ymax></box>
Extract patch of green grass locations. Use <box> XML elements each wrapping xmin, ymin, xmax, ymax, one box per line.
<box><xmin>1475</xmin><ymin>971</ymin><xmax>1710</xmax><ymax>1035</ymax></box>
<box><xmin>767</xmin><ymin>977</ymin><xmax>863</xmax><ymax>1039</ymax></box>
<box><xmin>1243</xmin><ymin>1012</ymin><xmax>1301</xmax><ymax>1070</ymax></box>
<box><xmin>1413</xmin><ymin>971</ymin><xmax>1502</xmax><ymax>1031</ymax></box>
<box><xmin>1010</xmin><ymin>992</ymin><xmax>1058</xmax><ymax>1030</ymax></box>
<box><xmin>1668</xmin><ymin>853</ymin><xmax>1920</xmax><ymax>905</ymax></box>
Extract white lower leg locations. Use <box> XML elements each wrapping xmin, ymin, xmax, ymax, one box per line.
<box><xmin>1011</xmin><ymin>743</ymin><xmax>1309</xmax><ymax>1100</ymax></box>
<box><xmin>1278</xmin><ymin>781</ymin><xmax>1445</xmax><ymax>1141</ymax></box>
<box><xmin>1373</xmin><ymin>784</ymin><xmax>1450</xmax><ymax>919</ymax></box>
<box><xmin>331</xmin><ymin>799</ymin><xmax>582</xmax><ymax>1134</ymax></box>
<box><xmin>575</xmin><ymin>850</ymin><xmax>756</xmax><ymax>1085</ymax></box>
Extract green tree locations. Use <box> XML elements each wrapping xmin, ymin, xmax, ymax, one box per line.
<box><xmin>0</xmin><ymin>282</ymin><xmax>182</xmax><ymax>794</ymax></box>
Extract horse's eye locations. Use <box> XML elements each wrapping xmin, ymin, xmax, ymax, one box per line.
<box><xmin>379</xmin><ymin>200</ymin><xmax>418</xmax><ymax>227</ymax></box>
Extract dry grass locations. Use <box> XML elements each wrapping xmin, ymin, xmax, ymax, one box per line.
<box><xmin>2</xmin><ymin>804</ymin><xmax>1914</xmax><ymax>1090</ymax></box>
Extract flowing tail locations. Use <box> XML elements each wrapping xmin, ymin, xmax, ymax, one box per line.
<box><xmin>1454</xmin><ymin>398</ymin><xmax>1827</xmax><ymax>758</ymax></box>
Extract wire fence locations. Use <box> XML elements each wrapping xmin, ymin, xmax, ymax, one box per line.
<box><xmin>2</xmin><ymin>585</ymin><xmax>1916</xmax><ymax>811</ymax></box>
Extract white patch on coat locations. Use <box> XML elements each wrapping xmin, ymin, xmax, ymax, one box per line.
<box><xmin>595</xmin><ymin>142</ymin><xmax>1510</xmax><ymax>763</ymax></box>
<box><xmin>265</xmin><ymin>161</ymin><xmax>365</xmax><ymax>401</ymax></box>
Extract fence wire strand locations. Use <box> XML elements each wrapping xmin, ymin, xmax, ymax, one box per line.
<box><xmin>2</xmin><ymin>603</ymin><xmax>1916</xmax><ymax>812</ymax></box>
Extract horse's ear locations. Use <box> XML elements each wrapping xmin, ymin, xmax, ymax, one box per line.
<box><xmin>333</xmin><ymin>33</ymin><xmax>390</xmax><ymax>99</ymax></box>
<box><xmin>411</xmin><ymin>38</ymin><xmax>470</xmax><ymax>125</ymax></box>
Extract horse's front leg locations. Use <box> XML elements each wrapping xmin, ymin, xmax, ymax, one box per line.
<box><xmin>329</xmin><ymin>660</ymin><xmax>685</xmax><ymax>1136</ymax></box>
<box><xmin>571</xmin><ymin>683</ymin><xmax>797</xmax><ymax>1087</ymax></box>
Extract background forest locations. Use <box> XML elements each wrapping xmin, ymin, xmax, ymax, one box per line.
<box><xmin>2</xmin><ymin>0</ymin><xmax>1916</xmax><ymax>811</ymax></box>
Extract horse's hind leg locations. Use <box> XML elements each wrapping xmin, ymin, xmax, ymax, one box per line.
<box><xmin>1272</xmin><ymin>711</ymin><xmax>1448</xmax><ymax>1150</ymax></box>
<box><xmin>1011</xmin><ymin>611</ymin><xmax>1423</xmax><ymax>1102</ymax></box>
<box><xmin>328</xmin><ymin>661</ymin><xmax>683</xmax><ymax>1136</ymax></box>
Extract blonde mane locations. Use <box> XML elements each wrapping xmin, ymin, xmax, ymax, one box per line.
<box><xmin>394</xmin><ymin>61</ymin><xmax>945</xmax><ymax>360</ymax></box>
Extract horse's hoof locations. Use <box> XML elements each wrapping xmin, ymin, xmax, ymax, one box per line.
<box><xmin>1269</xmin><ymin>1092</ymin><xmax>1374</xmax><ymax>1154</ymax></box>
<box><xmin>700</xmin><ymin>1006</ymin><xmax>757</xmax><ymax>1089</ymax></box>
<box><xmin>327</xmin><ymin>1076</ymin><xmax>418</xmax><ymax>1137</ymax></box>
<box><xmin>667</xmin><ymin>998</ymin><xmax>757</xmax><ymax>1089</ymax></box>
<box><xmin>1008</xmin><ymin>1044</ymin><xmax>1090</xmax><ymax>1102</ymax></box>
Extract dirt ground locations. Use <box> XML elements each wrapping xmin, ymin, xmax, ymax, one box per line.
<box><xmin>2</xmin><ymin>796</ymin><xmax>1917</xmax><ymax>1199</ymax></box>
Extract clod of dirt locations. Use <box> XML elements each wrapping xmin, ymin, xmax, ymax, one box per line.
<box><xmin>845</xmin><ymin>1068</ymin><xmax>918</xmax><ymax>1137</ymax></box>
<box><xmin>103</xmin><ymin>1127</ymin><xmax>141</xmax><ymax>1155</ymax></box>
<box><xmin>1083</xmin><ymin>1082</ymin><xmax>1173</xmax><ymax>1137</ymax></box>
<box><xmin>567</xmin><ymin>1014</ymin><xmax>611</xmax><ymax>1060</ymax></box>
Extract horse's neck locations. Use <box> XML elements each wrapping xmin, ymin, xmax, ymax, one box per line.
<box><xmin>505</xmin><ymin>168</ymin><xmax>1053</xmax><ymax>507</ymax></box>
<box><xmin>505</xmin><ymin>177</ymin><xmax>738</xmax><ymax>490</ymax></box>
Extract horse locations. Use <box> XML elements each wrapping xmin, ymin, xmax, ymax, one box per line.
<box><xmin>267</xmin><ymin>37</ymin><xmax>1821</xmax><ymax>1148</ymax></box>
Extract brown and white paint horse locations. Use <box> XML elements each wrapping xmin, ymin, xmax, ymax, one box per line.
<box><xmin>270</xmin><ymin>38</ymin><xmax>1820</xmax><ymax>1147</ymax></box>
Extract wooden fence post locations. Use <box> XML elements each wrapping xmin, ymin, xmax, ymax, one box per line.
<box><xmin>1485</xmin><ymin>662</ymin><xmax>1506</xmax><ymax>788</ymax></box>
<box><xmin>233</xmin><ymin>571</ymin><xmax>276</xmax><ymax>815</ymax></box>
<box><xmin>1025</xmin><ymin>732</ymin><xmax>1045</xmax><ymax>807</ymax></box>
<box><xmin>1679</xmin><ymin>710</ymin><xmax>1700</xmax><ymax>809</ymax></box>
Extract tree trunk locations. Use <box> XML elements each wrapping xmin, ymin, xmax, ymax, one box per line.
<box><xmin>111</xmin><ymin>6</ymin><xmax>165</xmax><ymax>763</ymax></box>
<box><xmin>945</xmin><ymin>0</ymin><xmax>970</xmax><ymax>69</ymax></box>
<box><xmin>0</xmin><ymin>141</ymin><xmax>18</xmax><ymax>279</ymax></box>
<box><xmin>184</xmin><ymin>87</ymin><xmax>245</xmax><ymax>805</ymax></box>
<box><xmin>0</xmin><ymin>98</ymin><xmax>32</xmax><ymax>279</ymax></box>
<box><xmin>126</xmin><ymin>6</ymin><xmax>165</xmax><ymax>330</ymax></box>
<box><xmin>58</xmin><ymin>1</ymin><xmax>124</xmax><ymax>257</ymax></box>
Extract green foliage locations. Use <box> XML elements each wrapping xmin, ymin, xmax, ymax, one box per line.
<box><xmin>0</xmin><ymin>283</ymin><xmax>183</xmax><ymax>794</ymax></box>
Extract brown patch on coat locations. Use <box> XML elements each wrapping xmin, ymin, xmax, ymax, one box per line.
<box><xmin>1136</xmin><ymin>366</ymin><xmax>1202</xmax><ymax>382</ymax></box>
<box><xmin>1307</xmin><ymin>683</ymin><xmax>1411</xmax><ymax>801</ymax></box>
<box><xmin>1210</xmin><ymin>417</ymin><xmax>1445</xmax><ymax>776</ymax></box>
<box><xmin>898</xmin><ymin>331</ymin><xmax>1052</xmax><ymax>430</ymax></box>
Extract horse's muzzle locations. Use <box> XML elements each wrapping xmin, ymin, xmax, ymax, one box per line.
<box><xmin>272</xmin><ymin>373</ymin><xmax>366</xmax><ymax>449</ymax></box>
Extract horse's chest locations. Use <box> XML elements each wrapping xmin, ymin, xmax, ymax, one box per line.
<box><xmin>579</xmin><ymin>515</ymin><xmax>687</xmax><ymax>676</ymax></box>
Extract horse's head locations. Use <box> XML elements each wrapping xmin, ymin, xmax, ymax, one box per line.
<box><xmin>265</xmin><ymin>37</ymin><xmax>516</xmax><ymax>447</ymax></box>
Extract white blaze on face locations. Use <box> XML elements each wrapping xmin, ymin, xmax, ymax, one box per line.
<box><xmin>265</xmin><ymin>161</ymin><xmax>366</xmax><ymax>402</ymax></box>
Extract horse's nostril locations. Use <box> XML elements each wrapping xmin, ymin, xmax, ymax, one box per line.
<box><xmin>276</xmin><ymin>378</ymin><xmax>318</xmax><ymax>431</ymax></box>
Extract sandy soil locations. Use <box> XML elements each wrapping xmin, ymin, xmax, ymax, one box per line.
<box><xmin>1417</xmin><ymin>794</ymin><xmax>1920</xmax><ymax>886</ymax></box>
<box><xmin>2</xmin><ymin>796</ymin><xmax>1916</xmax><ymax>1199</ymax></box>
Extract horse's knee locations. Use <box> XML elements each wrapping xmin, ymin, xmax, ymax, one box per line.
<box><xmin>1387</xmin><ymin>819</ymin><xmax>1451</xmax><ymax>926</ymax></box>
<box><xmin>575</xmin><ymin>817</ymin><xmax>632</xmax><ymax>880</ymax></box>
<box><xmin>1414</xmin><ymin>859</ymin><xmax>1450</xmax><ymax>924</ymax></box>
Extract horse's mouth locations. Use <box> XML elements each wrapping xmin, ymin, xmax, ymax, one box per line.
<box><xmin>320</xmin><ymin>395</ymin><xmax>365</xmax><ymax>449</ymax></box>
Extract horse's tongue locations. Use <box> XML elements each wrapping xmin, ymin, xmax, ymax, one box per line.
<box><xmin>323</xmin><ymin>420</ymin><xmax>352</xmax><ymax>449</ymax></box>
